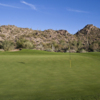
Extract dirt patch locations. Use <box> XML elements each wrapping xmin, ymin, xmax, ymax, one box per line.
<box><xmin>10</xmin><ymin>49</ymin><xmax>20</xmax><ymax>52</ymax></box>
<box><xmin>0</xmin><ymin>49</ymin><xmax>4</xmax><ymax>51</ymax></box>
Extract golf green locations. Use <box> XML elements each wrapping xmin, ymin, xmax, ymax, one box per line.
<box><xmin>0</xmin><ymin>50</ymin><xmax>100</xmax><ymax>100</ymax></box>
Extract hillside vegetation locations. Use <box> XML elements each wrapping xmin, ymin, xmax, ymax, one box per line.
<box><xmin>0</xmin><ymin>24</ymin><xmax>100</xmax><ymax>52</ymax></box>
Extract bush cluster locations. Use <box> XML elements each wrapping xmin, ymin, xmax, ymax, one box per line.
<box><xmin>0</xmin><ymin>38</ymin><xmax>100</xmax><ymax>52</ymax></box>
<box><xmin>0</xmin><ymin>38</ymin><xmax>34</xmax><ymax>51</ymax></box>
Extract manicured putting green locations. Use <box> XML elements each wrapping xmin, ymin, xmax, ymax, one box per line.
<box><xmin>0</xmin><ymin>50</ymin><xmax>100</xmax><ymax>100</ymax></box>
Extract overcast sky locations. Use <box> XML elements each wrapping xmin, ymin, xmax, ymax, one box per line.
<box><xmin>0</xmin><ymin>0</ymin><xmax>100</xmax><ymax>34</ymax></box>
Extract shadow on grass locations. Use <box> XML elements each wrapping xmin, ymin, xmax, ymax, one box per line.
<box><xmin>18</xmin><ymin>62</ymin><xmax>25</xmax><ymax>64</ymax></box>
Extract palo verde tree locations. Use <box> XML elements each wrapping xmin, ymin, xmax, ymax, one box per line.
<box><xmin>2</xmin><ymin>40</ymin><xmax>14</xmax><ymax>51</ymax></box>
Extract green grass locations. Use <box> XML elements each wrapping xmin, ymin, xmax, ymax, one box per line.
<box><xmin>0</xmin><ymin>49</ymin><xmax>100</xmax><ymax>100</ymax></box>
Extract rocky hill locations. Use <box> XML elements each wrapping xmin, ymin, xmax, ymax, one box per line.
<box><xmin>75</xmin><ymin>24</ymin><xmax>100</xmax><ymax>43</ymax></box>
<box><xmin>0</xmin><ymin>24</ymin><xmax>100</xmax><ymax>52</ymax></box>
<box><xmin>75</xmin><ymin>24</ymin><xmax>100</xmax><ymax>52</ymax></box>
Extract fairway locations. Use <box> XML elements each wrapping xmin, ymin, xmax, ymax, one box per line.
<box><xmin>0</xmin><ymin>50</ymin><xmax>100</xmax><ymax>100</ymax></box>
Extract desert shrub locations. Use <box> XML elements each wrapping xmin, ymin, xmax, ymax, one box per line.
<box><xmin>25</xmin><ymin>32</ymin><xmax>35</xmax><ymax>37</ymax></box>
<box><xmin>72</xmin><ymin>40</ymin><xmax>77</xmax><ymax>47</ymax></box>
<box><xmin>51</xmin><ymin>41</ymin><xmax>57</xmax><ymax>46</ymax></box>
<box><xmin>92</xmin><ymin>43</ymin><xmax>99</xmax><ymax>51</ymax></box>
<box><xmin>11</xmin><ymin>31</ymin><xmax>18</xmax><ymax>35</ymax></box>
<box><xmin>44</xmin><ymin>48</ymin><xmax>54</xmax><ymax>52</ymax></box>
<box><xmin>16</xmin><ymin>38</ymin><xmax>27</xmax><ymax>48</ymax></box>
<box><xmin>46</xmin><ymin>43</ymin><xmax>52</xmax><ymax>48</ymax></box>
<box><xmin>23</xmin><ymin>41</ymin><xmax>33</xmax><ymax>49</ymax></box>
<box><xmin>59</xmin><ymin>40</ymin><xmax>65</xmax><ymax>44</ymax></box>
<box><xmin>89</xmin><ymin>42</ymin><xmax>99</xmax><ymax>52</ymax></box>
<box><xmin>16</xmin><ymin>38</ymin><xmax>34</xmax><ymax>49</ymax></box>
<box><xmin>2</xmin><ymin>40</ymin><xmax>14</xmax><ymax>51</ymax></box>
<box><xmin>51</xmin><ymin>44</ymin><xmax>55</xmax><ymax>51</ymax></box>
<box><xmin>77</xmin><ymin>41</ymin><xmax>82</xmax><ymax>49</ymax></box>
<box><xmin>0</xmin><ymin>34</ymin><xmax>5</xmax><ymax>38</ymax></box>
<box><xmin>36</xmin><ymin>44</ymin><xmax>43</xmax><ymax>50</ymax></box>
<box><xmin>66</xmin><ymin>49</ymin><xmax>76</xmax><ymax>53</ymax></box>
<box><xmin>79</xmin><ymin>49</ymin><xmax>87</xmax><ymax>53</ymax></box>
<box><xmin>0</xmin><ymin>41</ymin><xmax>2</xmax><ymax>48</ymax></box>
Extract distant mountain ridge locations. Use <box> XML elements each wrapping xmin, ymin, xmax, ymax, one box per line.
<box><xmin>75</xmin><ymin>24</ymin><xmax>100</xmax><ymax>45</ymax></box>
<box><xmin>0</xmin><ymin>24</ymin><xmax>100</xmax><ymax>52</ymax></box>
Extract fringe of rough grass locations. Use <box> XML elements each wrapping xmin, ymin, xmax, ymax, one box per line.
<box><xmin>54</xmin><ymin>94</ymin><xmax>100</xmax><ymax>100</ymax></box>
